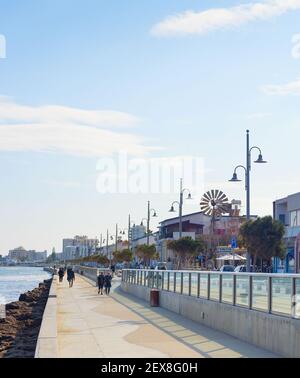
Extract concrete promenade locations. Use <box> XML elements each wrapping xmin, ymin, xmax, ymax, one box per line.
<box><xmin>55</xmin><ymin>274</ymin><xmax>277</xmax><ymax>358</ymax></box>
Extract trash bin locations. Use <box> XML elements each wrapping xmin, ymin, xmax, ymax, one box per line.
<box><xmin>150</xmin><ymin>289</ymin><xmax>159</xmax><ymax>307</ymax></box>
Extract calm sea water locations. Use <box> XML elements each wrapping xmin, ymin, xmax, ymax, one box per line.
<box><xmin>0</xmin><ymin>267</ymin><xmax>51</xmax><ymax>305</ymax></box>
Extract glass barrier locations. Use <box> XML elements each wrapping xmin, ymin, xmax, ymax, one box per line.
<box><xmin>210</xmin><ymin>275</ymin><xmax>220</xmax><ymax>301</ymax></box>
<box><xmin>271</xmin><ymin>277</ymin><xmax>292</xmax><ymax>316</ymax></box>
<box><xmin>191</xmin><ymin>273</ymin><xmax>198</xmax><ymax>297</ymax></box>
<box><xmin>236</xmin><ymin>275</ymin><xmax>249</xmax><ymax>307</ymax></box>
<box><xmin>252</xmin><ymin>276</ymin><xmax>268</xmax><ymax>312</ymax></box>
<box><xmin>221</xmin><ymin>274</ymin><xmax>234</xmax><ymax>304</ymax></box>
<box><xmin>182</xmin><ymin>273</ymin><xmax>190</xmax><ymax>295</ymax></box>
<box><xmin>122</xmin><ymin>270</ymin><xmax>300</xmax><ymax>319</ymax></box>
<box><xmin>199</xmin><ymin>274</ymin><xmax>208</xmax><ymax>298</ymax></box>
<box><xmin>295</xmin><ymin>278</ymin><xmax>300</xmax><ymax>318</ymax></box>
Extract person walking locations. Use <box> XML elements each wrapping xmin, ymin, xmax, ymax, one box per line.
<box><xmin>97</xmin><ymin>272</ymin><xmax>105</xmax><ymax>295</ymax></box>
<box><xmin>67</xmin><ymin>268</ymin><xmax>75</xmax><ymax>288</ymax></box>
<box><xmin>104</xmin><ymin>273</ymin><xmax>112</xmax><ymax>295</ymax></box>
<box><xmin>58</xmin><ymin>267</ymin><xmax>64</xmax><ymax>283</ymax></box>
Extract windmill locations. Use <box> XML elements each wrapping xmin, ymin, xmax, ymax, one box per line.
<box><xmin>200</xmin><ymin>190</ymin><xmax>232</xmax><ymax>261</ymax></box>
<box><xmin>200</xmin><ymin>190</ymin><xmax>231</xmax><ymax>219</ymax></box>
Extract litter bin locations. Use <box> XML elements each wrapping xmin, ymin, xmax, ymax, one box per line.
<box><xmin>150</xmin><ymin>289</ymin><xmax>159</xmax><ymax>307</ymax></box>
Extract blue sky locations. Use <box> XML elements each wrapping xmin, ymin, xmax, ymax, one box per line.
<box><xmin>0</xmin><ymin>0</ymin><xmax>300</xmax><ymax>254</ymax></box>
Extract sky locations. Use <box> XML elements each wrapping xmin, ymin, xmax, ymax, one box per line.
<box><xmin>0</xmin><ymin>0</ymin><xmax>300</xmax><ymax>255</ymax></box>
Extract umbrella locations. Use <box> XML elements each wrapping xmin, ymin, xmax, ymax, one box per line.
<box><xmin>216</xmin><ymin>254</ymin><xmax>246</xmax><ymax>261</ymax></box>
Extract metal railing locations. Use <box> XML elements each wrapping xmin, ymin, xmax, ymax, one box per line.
<box><xmin>122</xmin><ymin>269</ymin><xmax>300</xmax><ymax>319</ymax></box>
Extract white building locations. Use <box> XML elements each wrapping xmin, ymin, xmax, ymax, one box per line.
<box><xmin>62</xmin><ymin>236</ymin><xmax>98</xmax><ymax>260</ymax></box>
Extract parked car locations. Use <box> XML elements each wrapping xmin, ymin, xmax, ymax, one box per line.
<box><xmin>154</xmin><ymin>262</ymin><xmax>167</xmax><ymax>270</ymax></box>
<box><xmin>219</xmin><ymin>265</ymin><xmax>235</xmax><ymax>272</ymax></box>
<box><xmin>234</xmin><ymin>265</ymin><xmax>255</xmax><ymax>273</ymax></box>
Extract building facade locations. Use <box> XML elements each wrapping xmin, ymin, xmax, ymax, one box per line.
<box><xmin>273</xmin><ymin>192</ymin><xmax>300</xmax><ymax>273</ymax></box>
<box><xmin>8</xmin><ymin>247</ymin><xmax>47</xmax><ymax>262</ymax></box>
<box><xmin>62</xmin><ymin>235</ymin><xmax>98</xmax><ymax>260</ymax></box>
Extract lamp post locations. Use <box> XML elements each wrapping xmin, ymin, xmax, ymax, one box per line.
<box><xmin>103</xmin><ymin>229</ymin><xmax>118</xmax><ymax>268</ymax></box>
<box><xmin>141</xmin><ymin>201</ymin><xmax>158</xmax><ymax>246</ymax></box>
<box><xmin>169</xmin><ymin>178</ymin><xmax>192</xmax><ymax>239</ymax></box>
<box><xmin>229</xmin><ymin>130</ymin><xmax>267</xmax><ymax>272</ymax></box>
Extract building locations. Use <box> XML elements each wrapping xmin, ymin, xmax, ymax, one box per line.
<box><xmin>8</xmin><ymin>247</ymin><xmax>47</xmax><ymax>262</ymax></box>
<box><xmin>130</xmin><ymin>225</ymin><xmax>146</xmax><ymax>241</ymax></box>
<box><xmin>62</xmin><ymin>236</ymin><xmax>98</xmax><ymax>260</ymax></box>
<box><xmin>158</xmin><ymin>211</ymin><xmax>251</xmax><ymax>263</ymax></box>
<box><xmin>273</xmin><ymin>192</ymin><xmax>300</xmax><ymax>273</ymax></box>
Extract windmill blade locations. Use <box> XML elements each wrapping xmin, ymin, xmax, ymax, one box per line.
<box><xmin>216</xmin><ymin>190</ymin><xmax>224</xmax><ymax>200</ymax></box>
<box><xmin>200</xmin><ymin>200</ymin><xmax>210</xmax><ymax>206</ymax></box>
<box><xmin>218</xmin><ymin>193</ymin><xmax>227</xmax><ymax>202</ymax></box>
<box><xmin>217</xmin><ymin>197</ymin><xmax>229</xmax><ymax>205</ymax></box>
<box><xmin>214</xmin><ymin>189</ymin><xmax>220</xmax><ymax>199</ymax></box>
<box><xmin>206</xmin><ymin>191</ymin><xmax>212</xmax><ymax>200</ymax></box>
<box><xmin>203</xmin><ymin>193</ymin><xmax>211</xmax><ymax>201</ymax></box>
<box><xmin>211</xmin><ymin>190</ymin><xmax>216</xmax><ymax>199</ymax></box>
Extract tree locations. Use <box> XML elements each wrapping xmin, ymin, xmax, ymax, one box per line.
<box><xmin>167</xmin><ymin>237</ymin><xmax>206</xmax><ymax>269</ymax></box>
<box><xmin>46</xmin><ymin>250</ymin><xmax>56</xmax><ymax>264</ymax></box>
<box><xmin>136</xmin><ymin>244</ymin><xmax>158</xmax><ymax>267</ymax></box>
<box><xmin>113</xmin><ymin>249</ymin><xmax>133</xmax><ymax>264</ymax></box>
<box><xmin>239</xmin><ymin>216</ymin><xmax>286</xmax><ymax>266</ymax></box>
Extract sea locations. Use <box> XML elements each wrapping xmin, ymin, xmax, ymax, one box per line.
<box><xmin>0</xmin><ymin>266</ymin><xmax>51</xmax><ymax>305</ymax></box>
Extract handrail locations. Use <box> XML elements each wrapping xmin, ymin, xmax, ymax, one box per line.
<box><xmin>122</xmin><ymin>268</ymin><xmax>300</xmax><ymax>278</ymax></box>
<box><xmin>122</xmin><ymin>269</ymin><xmax>300</xmax><ymax>319</ymax></box>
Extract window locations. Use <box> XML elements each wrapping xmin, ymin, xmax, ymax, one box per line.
<box><xmin>290</xmin><ymin>210</ymin><xmax>300</xmax><ymax>227</ymax></box>
<box><xmin>279</xmin><ymin>214</ymin><xmax>286</xmax><ymax>225</ymax></box>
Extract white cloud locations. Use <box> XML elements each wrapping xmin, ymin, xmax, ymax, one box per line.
<box><xmin>261</xmin><ymin>78</ymin><xmax>300</xmax><ymax>95</ymax></box>
<box><xmin>151</xmin><ymin>0</ymin><xmax>300</xmax><ymax>37</ymax></box>
<box><xmin>0</xmin><ymin>97</ymin><xmax>154</xmax><ymax>157</ymax></box>
<box><xmin>292</xmin><ymin>33</ymin><xmax>300</xmax><ymax>59</ymax></box>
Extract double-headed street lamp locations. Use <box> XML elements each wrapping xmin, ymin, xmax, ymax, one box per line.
<box><xmin>229</xmin><ymin>130</ymin><xmax>267</xmax><ymax>272</ymax></box>
<box><xmin>141</xmin><ymin>201</ymin><xmax>158</xmax><ymax>246</ymax></box>
<box><xmin>169</xmin><ymin>179</ymin><xmax>192</xmax><ymax>239</ymax></box>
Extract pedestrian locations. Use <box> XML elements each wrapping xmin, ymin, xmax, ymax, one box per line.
<box><xmin>58</xmin><ymin>267</ymin><xmax>64</xmax><ymax>283</ymax></box>
<box><xmin>67</xmin><ymin>268</ymin><xmax>75</xmax><ymax>288</ymax></box>
<box><xmin>110</xmin><ymin>264</ymin><xmax>116</xmax><ymax>278</ymax></box>
<box><xmin>97</xmin><ymin>272</ymin><xmax>105</xmax><ymax>295</ymax></box>
<box><xmin>104</xmin><ymin>273</ymin><xmax>112</xmax><ymax>295</ymax></box>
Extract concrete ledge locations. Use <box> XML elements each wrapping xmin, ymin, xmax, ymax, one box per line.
<box><xmin>35</xmin><ymin>277</ymin><xmax>58</xmax><ymax>358</ymax></box>
<box><xmin>121</xmin><ymin>282</ymin><xmax>300</xmax><ymax>358</ymax></box>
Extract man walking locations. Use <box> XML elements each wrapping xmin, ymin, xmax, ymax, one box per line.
<box><xmin>58</xmin><ymin>267</ymin><xmax>64</xmax><ymax>283</ymax></box>
<box><xmin>104</xmin><ymin>272</ymin><xmax>112</xmax><ymax>295</ymax></box>
<box><xmin>97</xmin><ymin>272</ymin><xmax>105</xmax><ymax>295</ymax></box>
<box><xmin>67</xmin><ymin>268</ymin><xmax>75</xmax><ymax>288</ymax></box>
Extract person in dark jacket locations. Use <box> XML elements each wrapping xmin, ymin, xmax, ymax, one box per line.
<box><xmin>58</xmin><ymin>267</ymin><xmax>64</xmax><ymax>283</ymax></box>
<box><xmin>97</xmin><ymin>272</ymin><xmax>105</xmax><ymax>295</ymax></box>
<box><xmin>104</xmin><ymin>273</ymin><xmax>112</xmax><ymax>295</ymax></box>
<box><xmin>67</xmin><ymin>268</ymin><xmax>75</xmax><ymax>288</ymax></box>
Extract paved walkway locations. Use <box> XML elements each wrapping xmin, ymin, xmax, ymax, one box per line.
<box><xmin>56</xmin><ymin>274</ymin><xmax>277</xmax><ymax>358</ymax></box>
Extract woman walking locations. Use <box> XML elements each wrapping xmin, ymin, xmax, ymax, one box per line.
<box><xmin>97</xmin><ymin>272</ymin><xmax>105</xmax><ymax>295</ymax></box>
<box><xmin>104</xmin><ymin>273</ymin><xmax>112</xmax><ymax>295</ymax></box>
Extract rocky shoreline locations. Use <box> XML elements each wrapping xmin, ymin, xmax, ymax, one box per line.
<box><xmin>0</xmin><ymin>278</ymin><xmax>52</xmax><ymax>358</ymax></box>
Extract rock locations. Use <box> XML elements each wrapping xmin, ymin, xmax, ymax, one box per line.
<box><xmin>0</xmin><ymin>278</ymin><xmax>52</xmax><ymax>358</ymax></box>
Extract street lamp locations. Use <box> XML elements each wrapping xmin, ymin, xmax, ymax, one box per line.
<box><xmin>229</xmin><ymin>130</ymin><xmax>267</xmax><ymax>272</ymax></box>
<box><xmin>168</xmin><ymin>178</ymin><xmax>192</xmax><ymax>239</ymax></box>
<box><xmin>140</xmin><ymin>201</ymin><xmax>158</xmax><ymax>246</ymax></box>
